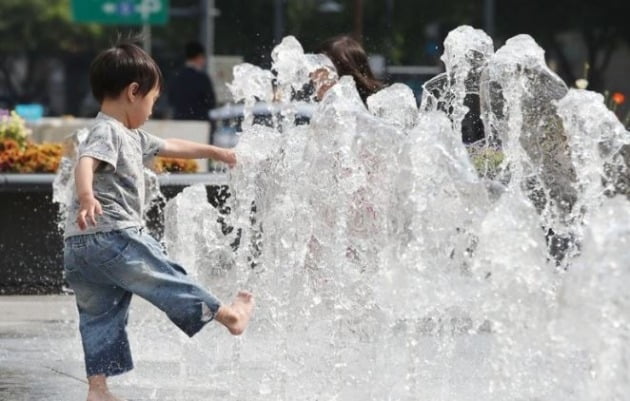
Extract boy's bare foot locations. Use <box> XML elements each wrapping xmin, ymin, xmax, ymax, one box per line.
<box><xmin>87</xmin><ymin>375</ymin><xmax>125</xmax><ymax>401</ymax></box>
<box><xmin>87</xmin><ymin>389</ymin><xmax>125</xmax><ymax>401</ymax></box>
<box><xmin>215</xmin><ymin>291</ymin><xmax>255</xmax><ymax>335</ymax></box>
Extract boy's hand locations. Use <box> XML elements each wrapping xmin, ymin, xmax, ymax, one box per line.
<box><xmin>220</xmin><ymin>148</ymin><xmax>237</xmax><ymax>168</ymax></box>
<box><xmin>160</xmin><ymin>139</ymin><xmax>238</xmax><ymax>167</ymax></box>
<box><xmin>77</xmin><ymin>195</ymin><xmax>103</xmax><ymax>230</ymax></box>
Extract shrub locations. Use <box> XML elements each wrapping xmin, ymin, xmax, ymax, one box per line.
<box><xmin>0</xmin><ymin>111</ymin><xmax>31</xmax><ymax>149</ymax></box>
<box><xmin>0</xmin><ymin>111</ymin><xmax>199</xmax><ymax>174</ymax></box>
<box><xmin>471</xmin><ymin>147</ymin><xmax>505</xmax><ymax>179</ymax></box>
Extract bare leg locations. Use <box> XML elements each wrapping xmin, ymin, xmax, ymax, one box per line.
<box><xmin>87</xmin><ymin>375</ymin><xmax>125</xmax><ymax>401</ymax></box>
<box><xmin>214</xmin><ymin>291</ymin><xmax>255</xmax><ymax>335</ymax></box>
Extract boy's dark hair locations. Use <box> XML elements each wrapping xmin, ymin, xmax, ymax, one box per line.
<box><xmin>185</xmin><ymin>41</ymin><xmax>205</xmax><ymax>60</ymax></box>
<box><xmin>90</xmin><ymin>40</ymin><xmax>164</xmax><ymax>103</ymax></box>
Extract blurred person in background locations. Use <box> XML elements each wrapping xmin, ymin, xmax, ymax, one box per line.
<box><xmin>168</xmin><ymin>41</ymin><xmax>216</xmax><ymax>121</ymax></box>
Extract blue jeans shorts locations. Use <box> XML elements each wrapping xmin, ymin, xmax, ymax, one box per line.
<box><xmin>64</xmin><ymin>227</ymin><xmax>222</xmax><ymax>377</ymax></box>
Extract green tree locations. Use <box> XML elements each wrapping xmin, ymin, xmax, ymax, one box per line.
<box><xmin>273</xmin><ymin>0</ymin><xmax>483</xmax><ymax>65</ymax></box>
<box><xmin>496</xmin><ymin>0</ymin><xmax>630</xmax><ymax>91</ymax></box>
<box><xmin>0</xmin><ymin>0</ymin><xmax>114</xmax><ymax>105</ymax></box>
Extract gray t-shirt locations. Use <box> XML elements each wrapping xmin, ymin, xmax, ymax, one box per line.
<box><xmin>64</xmin><ymin>112</ymin><xmax>165</xmax><ymax>238</ymax></box>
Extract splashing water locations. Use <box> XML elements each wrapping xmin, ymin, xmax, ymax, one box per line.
<box><xmin>53</xmin><ymin>27</ymin><xmax>630</xmax><ymax>400</ymax></box>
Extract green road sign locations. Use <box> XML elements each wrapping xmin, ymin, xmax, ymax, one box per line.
<box><xmin>72</xmin><ymin>0</ymin><xmax>169</xmax><ymax>25</ymax></box>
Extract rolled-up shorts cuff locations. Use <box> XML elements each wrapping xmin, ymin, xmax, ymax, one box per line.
<box><xmin>86</xmin><ymin>359</ymin><xmax>133</xmax><ymax>378</ymax></box>
<box><xmin>178</xmin><ymin>298</ymin><xmax>222</xmax><ymax>337</ymax></box>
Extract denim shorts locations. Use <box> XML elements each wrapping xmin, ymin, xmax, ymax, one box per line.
<box><xmin>64</xmin><ymin>227</ymin><xmax>222</xmax><ymax>377</ymax></box>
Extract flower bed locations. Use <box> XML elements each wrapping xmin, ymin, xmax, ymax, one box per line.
<box><xmin>0</xmin><ymin>111</ymin><xmax>198</xmax><ymax>173</ymax></box>
<box><xmin>153</xmin><ymin>157</ymin><xmax>198</xmax><ymax>173</ymax></box>
<box><xmin>0</xmin><ymin>140</ymin><xmax>63</xmax><ymax>172</ymax></box>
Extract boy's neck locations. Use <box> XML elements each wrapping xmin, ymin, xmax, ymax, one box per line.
<box><xmin>100</xmin><ymin>100</ymin><xmax>131</xmax><ymax>128</ymax></box>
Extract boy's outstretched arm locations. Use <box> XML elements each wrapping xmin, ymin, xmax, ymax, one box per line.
<box><xmin>159</xmin><ymin>138</ymin><xmax>236</xmax><ymax>167</ymax></box>
<box><xmin>75</xmin><ymin>156</ymin><xmax>102</xmax><ymax>230</ymax></box>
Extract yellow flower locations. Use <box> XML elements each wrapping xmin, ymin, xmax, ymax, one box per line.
<box><xmin>154</xmin><ymin>157</ymin><xmax>198</xmax><ymax>173</ymax></box>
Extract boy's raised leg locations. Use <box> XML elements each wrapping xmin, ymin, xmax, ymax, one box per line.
<box><xmin>87</xmin><ymin>375</ymin><xmax>125</xmax><ymax>401</ymax></box>
<box><xmin>214</xmin><ymin>291</ymin><xmax>255</xmax><ymax>335</ymax></box>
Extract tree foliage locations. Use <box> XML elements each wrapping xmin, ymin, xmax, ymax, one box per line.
<box><xmin>1</xmin><ymin>0</ymin><xmax>629</xmax><ymax>113</ymax></box>
<box><xmin>496</xmin><ymin>0</ymin><xmax>630</xmax><ymax>91</ymax></box>
<box><xmin>0</xmin><ymin>0</ymin><xmax>115</xmax><ymax>107</ymax></box>
<box><xmin>0</xmin><ymin>0</ymin><xmax>112</xmax><ymax>54</ymax></box>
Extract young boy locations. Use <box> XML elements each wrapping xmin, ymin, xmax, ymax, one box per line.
<box><xmin>63</xmin><ymin>41</ymin><xmax>254</xmax><ymax>401</ymax></box>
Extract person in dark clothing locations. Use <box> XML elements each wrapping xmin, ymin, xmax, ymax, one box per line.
<box><xmin>169</xmin><ymin>41</ymin><xmax>216</xmax><ymax>120</ymax></box>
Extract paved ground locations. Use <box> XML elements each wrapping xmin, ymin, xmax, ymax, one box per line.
<box><xmin>0</xmin><ymin>295</ymin><xmax>590</xmax><ymax>401</ymax></box>
<box><xmin>2</xmin><ymin>295</ymin><xmax>496</xmax><ymax>401</ymax></box>
<box><xmin>0</xmin><ymin>295</ymin><xmax>236</xmax><ymax>401</ymax></box>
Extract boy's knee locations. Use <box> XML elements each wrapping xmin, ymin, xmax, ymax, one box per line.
<box><xmin>77</xmin><ymin>289</ymin><xmax>130</xmax><ymax>318</ymax></box>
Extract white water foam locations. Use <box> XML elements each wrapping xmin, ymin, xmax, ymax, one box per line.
<box><xmin>53</xmin><ymin>26</ymin><xmax>630</xmax><ymax>401</ymax></box>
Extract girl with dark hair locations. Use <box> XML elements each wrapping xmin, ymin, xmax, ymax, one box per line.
<box><xmin>315</xmin><ymin>35</ymin><xmax>384</xmax><ymax>103</ymax></box>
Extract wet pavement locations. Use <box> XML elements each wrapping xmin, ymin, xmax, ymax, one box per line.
<box><xmin>0</xmin><ymin>295</ymin><xmax>234</xmax><ymax>401</ymax></box>
<box><xmin>0</xmin><ymin>295</ymin><xmax>591</xmax><ymax>401</ymax></box>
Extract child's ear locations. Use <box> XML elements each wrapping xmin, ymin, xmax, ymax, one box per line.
<box><xmin>126</xmin><ymin>82</ymin><xmax>140</xmax><ymax>102</ymax></box>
